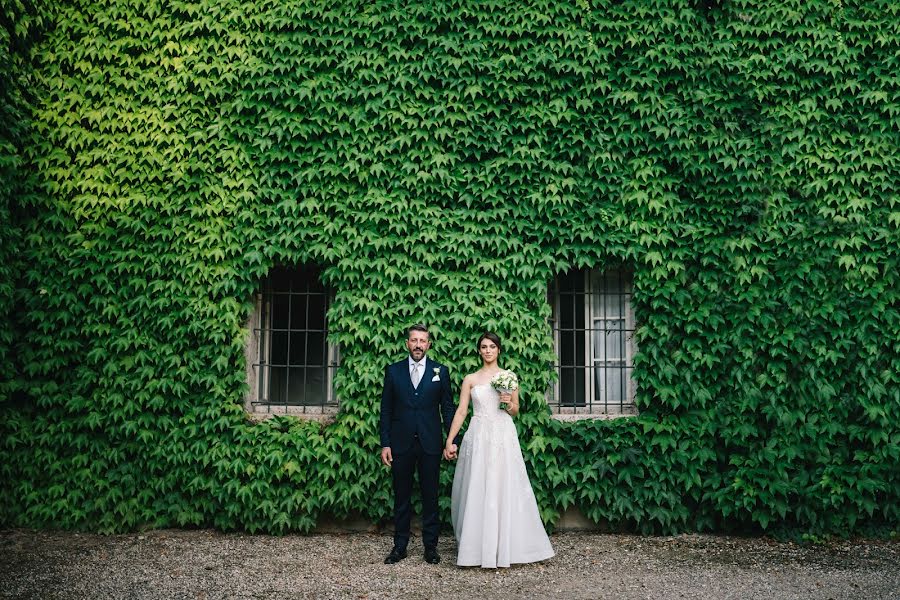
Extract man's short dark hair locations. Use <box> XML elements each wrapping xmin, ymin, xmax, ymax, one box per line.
<box><xmin>407</xmin><ymin>324</ymin><xmax>430</xmax><ymax>339</ymax></box>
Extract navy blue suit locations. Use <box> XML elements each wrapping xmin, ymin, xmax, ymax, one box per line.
<box><xmin>380</xmin><ymin>356</ymin><xmax>456</xmax><ymax>551</ymax></box>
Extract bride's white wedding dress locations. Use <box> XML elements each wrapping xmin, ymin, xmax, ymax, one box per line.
<box><xmin>450</xmin><ymin>384</ymin><xmax>555</xmax><ymax>568</ymax></box>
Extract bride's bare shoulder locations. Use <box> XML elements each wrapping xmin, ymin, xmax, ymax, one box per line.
<box><xmin>461</xmin><ymin>373</ymin><xmax>481</xmax><ymax>388</ymax></box>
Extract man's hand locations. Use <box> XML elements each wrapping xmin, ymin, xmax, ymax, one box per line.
<box><xmin>443</xmin><ymin>443</ymin><xmax>458</xmax><ymax>461</ymax></box>
<box><xmin>381</xmin><ymin>446</ymin><xmax>393</xmax><ymax>467</ymax></box>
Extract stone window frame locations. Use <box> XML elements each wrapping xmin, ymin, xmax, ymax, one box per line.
<box><xmin>244</xmin><ymin>265</ymin><xmax>339</xmax><ymax>421</ymax></box>
<box><xmin>548</xmin><ymin>267</ymin><xmax>638</xmax><ymax>421</ymax></box>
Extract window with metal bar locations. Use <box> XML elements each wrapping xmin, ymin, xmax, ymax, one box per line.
<box><xmin>549</xmin><ymin>268</ymin><xmax>636</xmax><ymax>417</ymax></box>
<box><xmin>245</xmin><ymin>265</ymin><xmax>339</xmax><ymax>416</ymax></box>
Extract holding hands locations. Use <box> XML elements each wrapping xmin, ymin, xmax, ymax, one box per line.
<box><xmin>443</xmin><ymin>443</ymin><xmax>458</xmax><ymax>461</ymax></box>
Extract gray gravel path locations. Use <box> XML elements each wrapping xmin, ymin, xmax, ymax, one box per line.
<box><xmin>1</xmin><ymin>529</ymin><xmax>897</xmax><ymax>599</ymax></box>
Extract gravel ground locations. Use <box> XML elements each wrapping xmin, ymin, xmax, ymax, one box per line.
<box><xmin>1</xmin><ymin>528</ymin><xmax>898</xmax><ymax>599</ymax></box>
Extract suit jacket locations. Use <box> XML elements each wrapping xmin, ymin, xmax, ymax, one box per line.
<box><xmin>380</xmin><ymin>356</ymin><xmax>457</xmax><ymax>455</ymax></box>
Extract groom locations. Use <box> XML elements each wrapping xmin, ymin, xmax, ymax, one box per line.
<box><xmin>380</xmin><ymin>324</ymin><xmax>457</xmax><ymax>564</ymax></box>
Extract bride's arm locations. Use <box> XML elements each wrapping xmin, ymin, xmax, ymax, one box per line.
<box><xmin>445</xmin><ymin>376</ymin><xmax>472</xmax><ymax>451</ymax></box>
<box><xmin>502</xmin><ymin>389</ymin><xmax>520</xmax><ymax>417</ymax></box>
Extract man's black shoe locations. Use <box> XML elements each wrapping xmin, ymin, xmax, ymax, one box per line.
<box><xmin>424</xmin><ymin>547</ymin><xmax>440</xmax><ymax>564</ymax></box>
<box><xmin>384</xmin><ymin>547</ymin><xmax>407</xmax><ymax>564</ymax></box>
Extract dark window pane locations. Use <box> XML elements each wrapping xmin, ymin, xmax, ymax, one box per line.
<box><xmin>559</xmin><ymin>288</ymin><xmax>572</xmax><ymax>330</ymax></box>
<box><xmin>288</xmin><ymin>332</ymin><xmax>306</xmax><ymax>366</ymax></box>
<box><xmin>270</xmin><ymin>331</ymin><xmax>289</xmax><ymax>366</ymax></box>
<box><xmin>558</xmin><ymin>270</ymin><xmax>581</xmax><ymax>293</ymax></box>
<box><xmin>559</xmin><ymin>281</ymin><xmax>585</xmax><ymax>331</ymax></box>
<box><xmin>305</xmin><ymin>269</ymin><xmax>326</xmax><ymax>292</ymax></box>
<box><xmin>291</xmin><ymin>294</ymin><xmax>309</xmax><ymax>329</ymax></box>
<box><xmin>306</xmin><ymin>332</ymin><xmax>326</xmax><ymax>366</ymax></box>
<box><xmin>560</xmin><ymin>330</ymin><xmax>576</xmax><ymax>365</ymax></box>
<box><xmin>268</xmin><ymin>268</ymin><xmax>292</xmax><ymax>290</ymax></box>
<box><xmin>560</xmin><ymin>366</ymin><xmax>585</xmax><ymax>407</ymax></box>
<box><xmin>287</xmin><ymin>367</ymin><xmax>326</xmax><ymax>405</ymax></box>
<box><xmin>268</xmin><ymin>366</ymin><xmax>287</xmax><ymax>404</ymax></box>
<box><xmin>308</xmin><ymin>294</ymin><xmax>326</xmax><ymax>329</ymax></box>
<box><xmin>287</xmin><ymin>367</ymin><xmax>307</xmax><ymax>404</ymax></box>
<box><xmin>574</xmin><ymin>291</ymin><xmax>585</xmax><ymax>329</ymax></box>
<box><xmin>604</xmin><ymin>269</ymin><xmax>622</xmax><ymax>293</ymax></box>
<box><xmin>271</xmin><ymin>293</ymin><xmax>290</xmax><ymax>330</ymax></box>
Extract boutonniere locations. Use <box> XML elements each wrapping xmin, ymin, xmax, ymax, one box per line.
<box><xmin>431</xmin><ymin>367</ymin><xmax>441</xmax><ymax>382</ymax></box>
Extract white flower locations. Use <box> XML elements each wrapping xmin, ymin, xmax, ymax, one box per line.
<box><xmin>490</xmin><ymin>370</ymin><xmax>519</xmax><ymax>393</ymax></box>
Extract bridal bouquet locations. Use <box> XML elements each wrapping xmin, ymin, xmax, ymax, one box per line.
<box><xmin>490</xmin><ymin>370</ymin><xmax>519</xmax><ymax>410</ymax></box>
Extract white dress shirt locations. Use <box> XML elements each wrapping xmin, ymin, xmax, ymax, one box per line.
<box><xmin>408</xmin><ymin>356</ymin><xmax>425</xmax><ymax>388</ymax></box>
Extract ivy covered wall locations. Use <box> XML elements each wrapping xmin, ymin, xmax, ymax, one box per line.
<box><xmin>1</xmin><ymin>0</ymin><xmax>898</xmax><ymax>536</ymax></box>
<box><xmin>1</xmin><ymin>1</ymin><xmax>53</xmax><ymax>408</ymax></box>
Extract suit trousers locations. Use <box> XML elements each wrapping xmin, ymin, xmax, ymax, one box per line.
<box><xmin>391</xmin><ymin>435</ymin><xmax>441</xmax><ymax>551</ymax></box>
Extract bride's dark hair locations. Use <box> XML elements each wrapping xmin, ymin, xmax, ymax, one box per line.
<box><xmin>476</xmin><ymin>331</ymin><xmax>502</xmax><ymax>352</ymax></box>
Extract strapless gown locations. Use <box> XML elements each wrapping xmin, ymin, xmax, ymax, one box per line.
<box><xmin>450</xmin><ymin>384</ymin><xmax>555</xmax><ymax>568</ymax></box>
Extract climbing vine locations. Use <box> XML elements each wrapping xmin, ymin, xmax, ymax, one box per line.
<box><xmin>1</xmin><ymin>0</ymin><xmax>897</xmax><ymax>537</ymax></box>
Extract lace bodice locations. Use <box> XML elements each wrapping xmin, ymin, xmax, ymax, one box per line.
<box><xmin>470</xmin><ymin>384</ymin><xmax>507</xmax><ymax>419</ymax></box>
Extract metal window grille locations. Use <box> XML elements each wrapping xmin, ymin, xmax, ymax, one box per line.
<box><xmin>252</xmin><ymin>265</ymin><xmax>339</xmax><ymax>413</ymax></box>
<box><xmin>550</xmin><ymin>268</ymin><xmax>636</xmax><ymax>415</ymax></box>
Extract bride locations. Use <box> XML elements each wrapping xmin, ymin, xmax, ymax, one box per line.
<box><xmin>443</xmin><ymin>332</ymin><xmax>555</xmax><ymax>568</ymax></box>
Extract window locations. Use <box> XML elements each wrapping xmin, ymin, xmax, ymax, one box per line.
<box><xmin>549</xmin><ymin>267</ymin><xmax>636</xmax><ymax>417</ymax></box>
<box><xmin>245</xmin><ymin>265</ymin><xmax>339</xmax><ymax>417</ymax></box>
